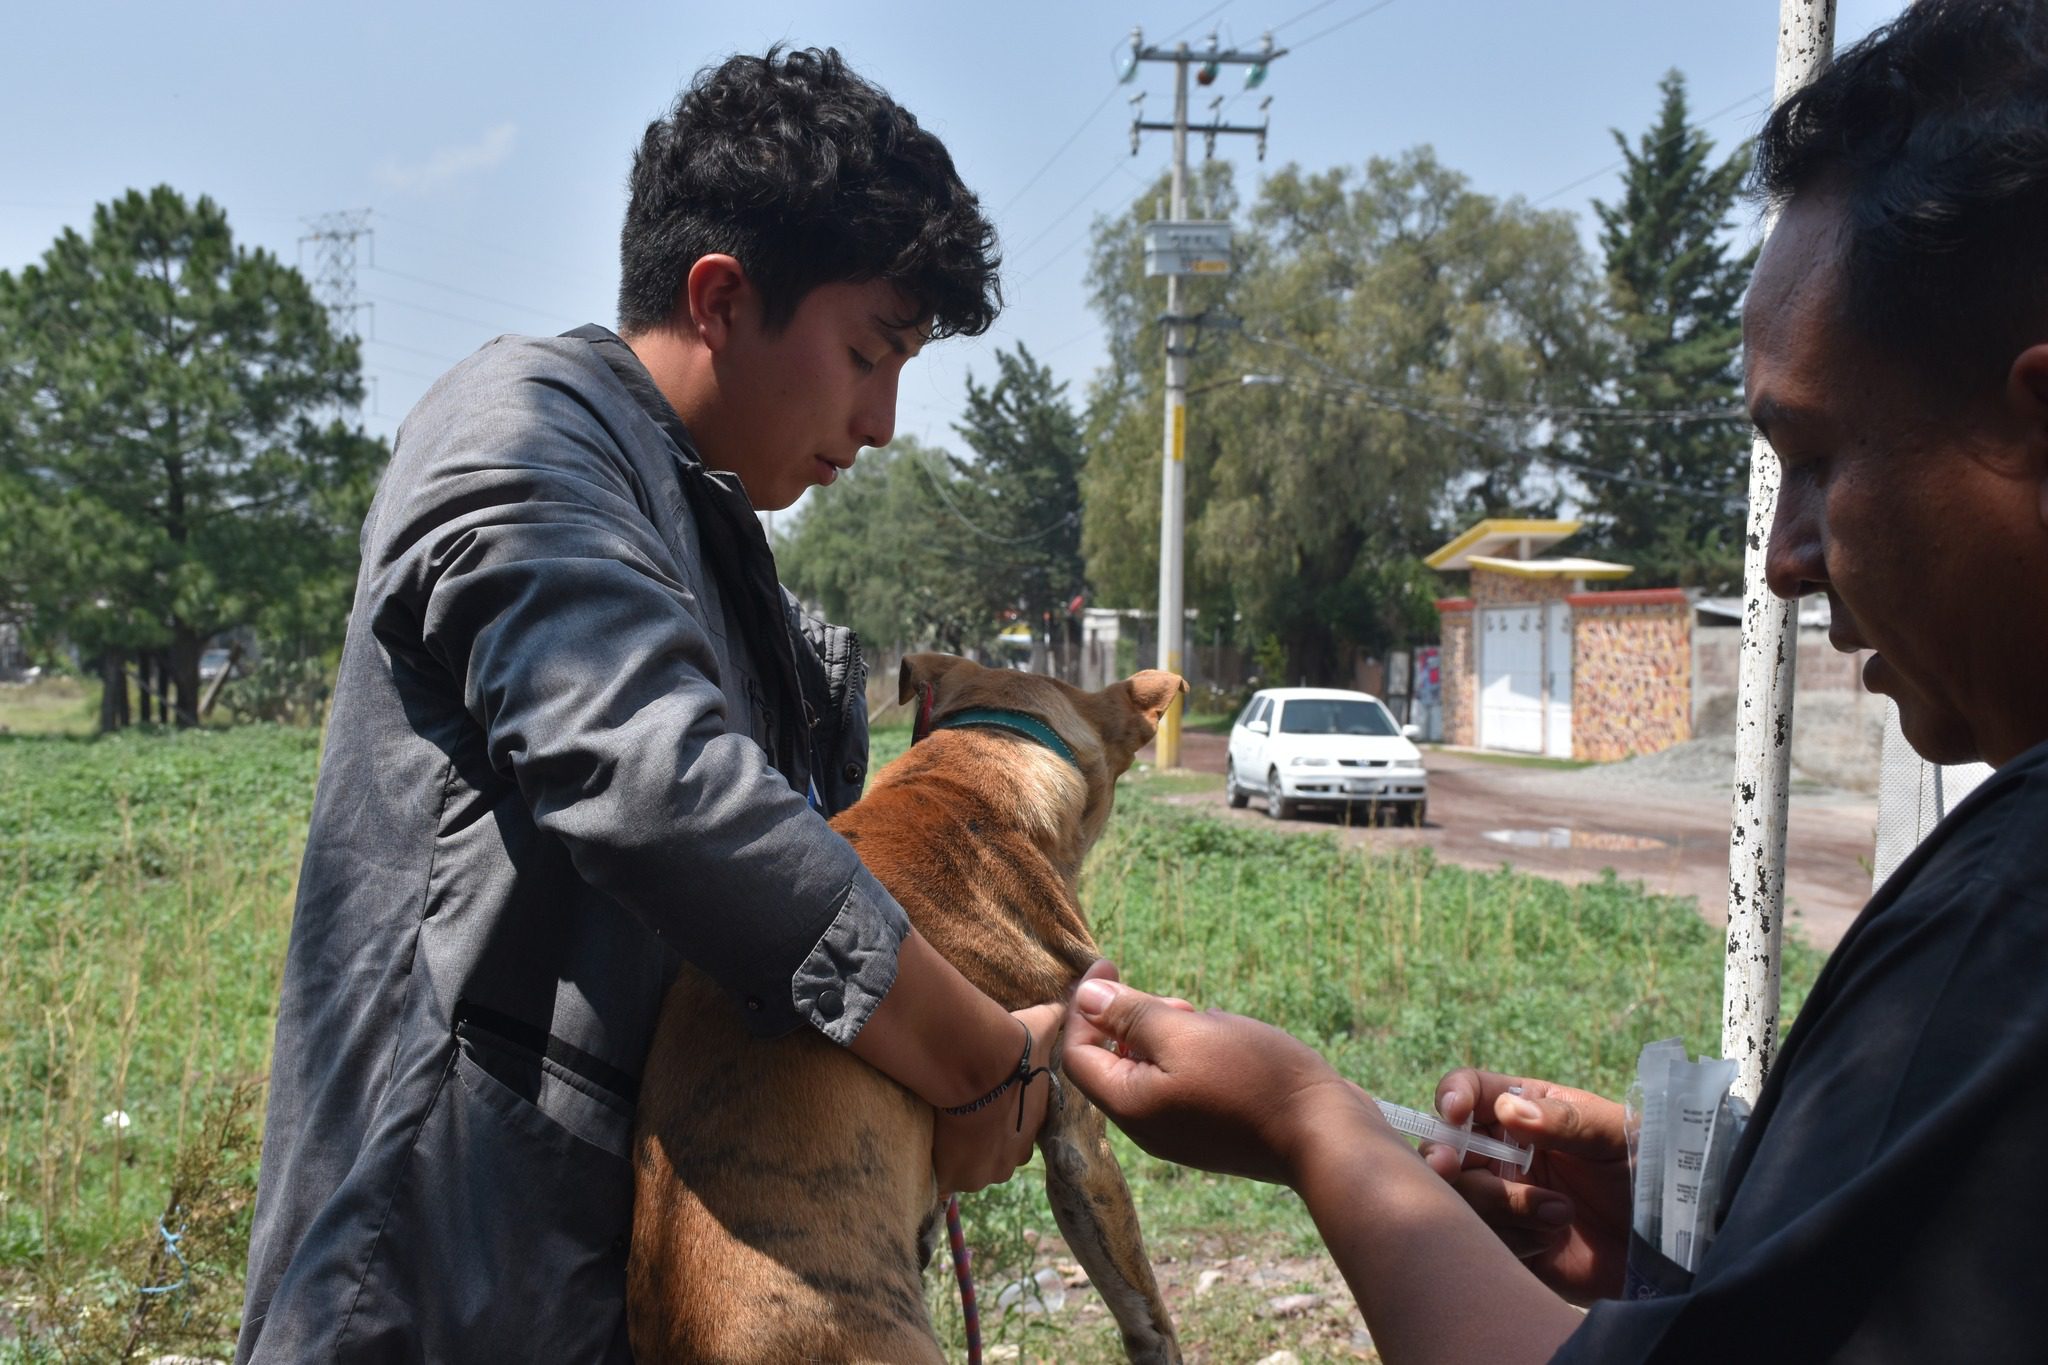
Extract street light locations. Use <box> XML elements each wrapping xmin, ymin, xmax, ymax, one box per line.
<box><xmin>1184</xmin><ymin>372</ymin><xmax>1288</xmax><ymax>397</ymax></box>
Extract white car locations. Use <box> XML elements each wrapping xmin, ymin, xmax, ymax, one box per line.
<box><xmin>1225</xmin><ymin>687</ymin><xmax>1428</xmax><ymax>824</ymax></box>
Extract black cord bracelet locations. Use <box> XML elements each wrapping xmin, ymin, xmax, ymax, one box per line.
<box><xmin>941</xmin><ymin>1019</ymin><xmax>1054</xmax><ymax>1132</ymax></box>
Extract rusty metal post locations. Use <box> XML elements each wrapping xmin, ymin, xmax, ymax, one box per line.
<box><xmin>1724</xmin><ymin>0</ymin><xmax>1836</xmax><ymax>1105</ymax></box>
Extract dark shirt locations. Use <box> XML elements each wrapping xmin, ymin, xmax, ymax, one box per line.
<box><xmin>1555</xmin><ymin>738</ymin><xmax>2048</xmax><ymax>1362</ymax></box>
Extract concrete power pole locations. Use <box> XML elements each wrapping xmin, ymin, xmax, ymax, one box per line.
<box><xmin>1723</xmin><ymin>0</ymin><xmax>1835</xmax><ymax>1105</ymax></box>
<box><xmin>1124</xmin><ymin>28</ymin><xmax>1281</xmax><ymax>768</ymax></box>
<box><xmin>300</xmin><ymin>209</ymin><xmax>375</xmax><ymax>417</ymax></box>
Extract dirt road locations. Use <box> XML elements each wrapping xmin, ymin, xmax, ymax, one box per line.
<box><xmin>1140</xmin><ymin>731</ymin><xmax>1878</xmax><ymax>950</ymax></box>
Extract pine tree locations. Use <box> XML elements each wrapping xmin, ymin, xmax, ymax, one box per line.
<box><xmin>1578</xmin><ymin>71</ymin><xmax>1755</xmax><ymax>590</ymax></box>
<box><xmin>0</xmin><ymin>187</ymin><xmax>385</xmax><ymax>728</ymax></box>
<box><xmin>952</xmin><ymin>345</ymin><xmax>1087</xmax><ymax>671</ymax></box>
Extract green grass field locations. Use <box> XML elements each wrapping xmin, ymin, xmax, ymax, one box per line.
<box><xmin>0</xmin><ymin>719</ymin><xmax>1825</xmax><ymax>1362</ymax></box>
<box><xmin>0</xmin><ymin>679</ymin><xmax>101</xmax><ymax>739</ymax></box>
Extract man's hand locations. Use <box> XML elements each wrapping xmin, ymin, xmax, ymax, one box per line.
<box><xmin>1061</xmin><ymin>964</ymin><xmax>1361</xmax><ymax>1187</ymax></box>
<box><xmin>1427</xmin><ymin>1068</ymin><xmax>1633</xmax><ymax>1304</ymax></box>
<box><xmin>931</xmin><ymin>1000</ymin><xmax>1064</xmax><ymax>1194</ymax></box>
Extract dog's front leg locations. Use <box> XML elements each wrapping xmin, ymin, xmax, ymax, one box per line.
<box><xmin>1038</xmin><ymin>1077</ymin><xmax>1182</xmax><ymax>1365</ymax></box>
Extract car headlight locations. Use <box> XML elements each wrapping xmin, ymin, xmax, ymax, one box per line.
<box><xmin>1291</xmin><ymin>756</ymin><xmax>1332</xmax><ymax>767</ymax></box>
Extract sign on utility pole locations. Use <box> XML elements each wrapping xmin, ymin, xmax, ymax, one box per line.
<box><xmin>1143</xmin><ymin>220</ymin><xmax>1233</xmax><ymax>277</ymax></box>
<box><xmin>1724</xmin><ymin>0</ymin><xmax>1835</xmax><ymax>1106</ymax></box>
<box><xmin>1123</xmin><ymin>27</ymin><xmax>1282</xmax><ymax>768</ymax></box>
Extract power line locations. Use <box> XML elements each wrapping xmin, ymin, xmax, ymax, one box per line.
<box><xmin>365</xmin><ymin>335</ymin><xmax>467</xmax><ymax>366</ymax></box>
<box><xmin>913</xmin><ymin>452</ymin><xmax>1079</xmax><ymax>545</ymax></box>
<box><xmin>1011</xmin><ymin>154</ymin><xmax>1163</xmax><ymax>272</ymax></box>
<box><xmin>1243</xmin><ymin>83</ymin><xmax>1774</xmax><ymax>334</ymax></box>
<box><xmin>371</xmin><ymin>209</ymin><xmax>612</xmax><ymax>295</ymax></box>
<box><xmin>1007</xmin><ymin>153</ymin><xmax>1145</xmax><ymax>265</ymax></box>
<box><xmin>364</xmin><ymin>292</ymin><xmax>518</xmax><ymax>336</ymax></box>
<box><xmin>998</xmin><ymin>84</ymin><xmax>1127</xmax><ymax>217</ymax></box>
<box><xmin>366</xmin><ymin>361</ymin><xmax>445</xmax><ymax>385</ymax></box>
<box><xmin>1238</xmin><ymin>341</ymin><xmax>1739</xmax><ymax>503</ymax></box>
<box><xmin>1289</xmin><ymin>0</ymin><xmax>1404</xmax><ymax>50</ymax></box>
<box><xmin>1270</xmin><ymin>0</ymin><xmax>1342</xmax><ymax>33</ymax></box>
<box><xmin>366</xmin><ymin>262</ymin><xmax>583</xmax><ymax>328</ymax></box>
<box><xmin>1163</xmin><ymin>1</ymin><xmax>1236</xmax><ymax>43</ymax></box>
<box><xmin>1523</xmin><ymin>85</ymin><xmax>1772</xmax><ymax>213</ymax></box>
<box><xmin>1239</xmin><ymin>326</ymin><xmax>1744</xmax><ymax>428</ymax></box>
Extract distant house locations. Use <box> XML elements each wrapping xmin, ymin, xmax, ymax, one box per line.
<box><xmin>1428</xmin><ymin>518</ymin><xmax>1691</xmax><ymax>762</ymax></box>
<box><xmin>0</xmin><ymin>622</ymin><xmax>28</xmax><ymax>680</ymax></box>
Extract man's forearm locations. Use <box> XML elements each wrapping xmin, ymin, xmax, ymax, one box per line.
<box><xmin>845</xmin><ymin>928</ymin><xmax>1024</xmax><ymax>1105</ymax></box>
<box><xmin>1292</xmin><ymin>1094</ymin><xmax>1584</xmax><ymax>1365</ymax></box>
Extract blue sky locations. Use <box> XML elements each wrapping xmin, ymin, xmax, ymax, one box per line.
<box><xmin>3</xmin><ymin>1</ymin><xmax>1899</xmax><ymax>467</ymax></box>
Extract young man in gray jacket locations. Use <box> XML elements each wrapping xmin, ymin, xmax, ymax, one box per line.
<box><xmin>237</xmin><ymin>48</ymin><xmax>1060</xmax><ymax>1362</ymax></box>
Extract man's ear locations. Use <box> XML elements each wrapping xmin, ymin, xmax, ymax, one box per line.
<box><xmin>898</xmin><ymin>653</ymin><xmax>976</xmax><ymax>707</ymax></box>
<box><xmin>2011</xmin><ymin>344</ymin><xmax>2048</xmax><ymax>529</ymax></box>
<box><xmin>682</xmin><ymin>254</ymin><xmax>748</xmax><ymax>353</ymax></box>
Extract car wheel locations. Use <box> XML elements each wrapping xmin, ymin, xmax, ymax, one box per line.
<box><xmin>1266</xmin><ymin>768</ymin><xmax>1295</xmax><ymax>821</ymax></box>
<box><xmin>1225</xmin><ymin>760</ymin><xmax>1249</xmax><ymax>809</ymax></box>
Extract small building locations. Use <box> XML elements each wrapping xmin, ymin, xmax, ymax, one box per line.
<box><xmin>1427</xmin><ymin>519</ymin><xmax>1691</xmax><ymax>762</ymax></box>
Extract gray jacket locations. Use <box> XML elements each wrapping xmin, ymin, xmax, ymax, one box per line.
<box><xmin>236</xmin><ymin>328</ymin><xmax>908</xmax><ymax>1363</ymax></box>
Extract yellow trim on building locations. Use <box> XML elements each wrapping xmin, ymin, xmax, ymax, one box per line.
<box><xmin>1466</xmin><ymin>555</ymin><xmax>1634</xmax><ymax>580</ymax></box>
<box><xmin>1424</xmin><ymin>518</ymin><xmax>1583</xmax><ymax>569</ymax></box>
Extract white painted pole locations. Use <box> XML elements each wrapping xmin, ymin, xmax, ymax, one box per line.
<box><xmin>1154</xmin><ymin>46</ymin><xmax>1191</xmax><ymax>767</ymax></box>
<box><xmin>1724</xmin><ymin>0</ymin><xmax>1836</xmax><ymax>1105</ymax></box>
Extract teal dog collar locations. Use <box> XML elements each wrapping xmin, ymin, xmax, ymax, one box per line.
<box><xmin>930</xmin><ymin>707</ymin><xmax>1081</xmax><ymax>771</ymax></box>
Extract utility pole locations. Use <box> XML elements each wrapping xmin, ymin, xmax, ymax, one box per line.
<box><xmin>1724</xmin><ymin>0</ymin><xmax>1834</xmax><ymax>1106</ymax></box>
<box><xmin>300</xmin><ymin>209</ymin><xmax>375</xmax><ymax>417</ymax></box>
<box><xmin>1123</xmin><ymin>28</ymin><xmax>1282</xmax><ymax>768</ymax></box>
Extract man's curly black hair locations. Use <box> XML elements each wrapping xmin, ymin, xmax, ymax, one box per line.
<box><xmin>1752</xmin><ymin>0</ymin><xmax>2048</xmax><ymax>399</ymax></box>
<box><xmin>617</xmin><ymin>46</ymin><xmax>1001</xmax><ymax>341</ymax></box>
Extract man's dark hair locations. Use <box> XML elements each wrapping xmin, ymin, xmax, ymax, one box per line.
<box><xmin>618</xmin><ymin>46</ymin><xmax>1000</xmax><ymax>340</ymax></box>
<box><xmin>1752</xmin><ymin>0</ymin><xmax>2048</xmax><ymax>397</ymax></box>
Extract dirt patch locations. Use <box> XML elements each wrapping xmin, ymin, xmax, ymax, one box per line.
<box><xmin>969</xmin><ymin>1226</ymin><xmax>1378</xmax><ymax>1364</ymax></box>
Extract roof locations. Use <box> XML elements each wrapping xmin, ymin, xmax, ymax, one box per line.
<box><xmin>1425</xmin><ymin>518</ymin><xmax>1584</xmax><ymax>570</ymax></box>
<box><xmin>1466</xmin><ymin>554</ymin><xmax>1633</xmax><ymax>581</ymax></box>
<box><xmin>1251</xmin><ymin>687</ymin><xmax>1388</xmax><ymax>705</ymax></box>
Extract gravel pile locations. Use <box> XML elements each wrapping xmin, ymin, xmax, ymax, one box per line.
<box><xmin>1564</xmin><ymin>735</ymin><xmax>1741</xmax><ymax>793</ymax></box>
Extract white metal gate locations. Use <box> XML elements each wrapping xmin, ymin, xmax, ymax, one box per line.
<box><xmin>1479</xmin><ymin>606</ymin><xmax>1544</xmax><ymax>753</ymax></box>
<box><xmin>1544</xmin><ymin>601</ymin><xmax>1573</xmax><ymax>759</ymax></box>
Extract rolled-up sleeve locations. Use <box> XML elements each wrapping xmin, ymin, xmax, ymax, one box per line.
<box><xmin>369</xmin><ymin>350</ymin><xmax>908</xmax><ymax>1038</ymax></box>
<box><xmin>792</xmin><ymin>868</ymin><xmax>910</xmax><ymax>1044</ymax></box>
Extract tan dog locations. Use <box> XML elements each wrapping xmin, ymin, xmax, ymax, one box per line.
<box><xmin>628</xmin><ymin>654</ymin><xmax>1187</xmax><ymax>1364</ymax></box>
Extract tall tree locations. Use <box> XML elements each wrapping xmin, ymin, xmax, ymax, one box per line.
<box><xmin>778</xmin><ymin>347</ymin><xmax>1091</xmax><ymax>666</ymax></box>
<box><xmin>0</xmin><ymin>187</ymin><xmax>384</xmax><ymax>728</ymax></box>
<box><xmin>1576</xmin><ymin>71</ymin><xmax>1755</xmax><ymax>589</ymax></box>
<box><xmin>775</xmin><ymin>437</ymin><xmax>995</xmax><ymax>655</ymax></box>
<box><xmin>1082</xmin><ymin>151</ymin><xmax>1602</xmax><ymax>683</ymax></box>
<box><xmin>950</xmin><ymin>344</ymin><xmax>1087</xmax><ymax>669</ymax></box>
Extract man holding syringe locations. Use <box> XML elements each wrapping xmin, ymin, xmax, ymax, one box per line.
<box><xmin>1066</xmin><ymin>3</ymin><xmax>2048</xmax><ymax>1360</ymax></box>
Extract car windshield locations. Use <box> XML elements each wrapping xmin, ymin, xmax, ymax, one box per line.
<box><xmin>1278</xmin><ymin>699</ymin><xmax>1397</xmax><ymax>737</ymax></box>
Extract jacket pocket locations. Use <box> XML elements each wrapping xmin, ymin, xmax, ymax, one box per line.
<box><xmin>337</xmin><ymin>1024</ymin><xmax>635</xmax><ymax>1364</ymax></box>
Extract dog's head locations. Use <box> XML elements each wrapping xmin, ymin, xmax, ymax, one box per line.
<box><xmin>896</xmin><ymin>653</ymin><xmax>1186</xmax><ymax>856</ymax></box>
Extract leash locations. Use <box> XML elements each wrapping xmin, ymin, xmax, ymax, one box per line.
<box><xmin>912</xmin><ymin>678</ymin><xmax>1073</xmax><ymax>1364</ymax></box>
<box><xmin>947</xmin><ymin>1193</ymin><xmax>982</xmax><ymax>1365</ymax></box>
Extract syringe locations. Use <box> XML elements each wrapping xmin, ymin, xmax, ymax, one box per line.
<box><xmin>1374</xmin><ymin>1098</ymin><xmax>1533</xmax><ymax>1173</ymax></box>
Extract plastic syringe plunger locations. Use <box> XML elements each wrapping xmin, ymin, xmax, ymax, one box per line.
<box><xmin>1374</xmin><ymin>1098</ymin><xmax>1533</xmax><ymax>1173</ymax></box>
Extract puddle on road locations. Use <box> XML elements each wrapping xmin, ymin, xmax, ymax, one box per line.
<box><xmin>1482</xmin><ymin>827</ymin><xmax>1670</xmax><ymax>852</ymax></box>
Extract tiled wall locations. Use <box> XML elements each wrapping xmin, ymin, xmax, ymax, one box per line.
<box><xmin>1471</xmin><ymin>570</ymin><xmax>1575</xmax><ymax>608</ymax></box>
<box><xmin>1438</xmin><ymin>602</ymin><xmax>1475</xmax><ymax>747</ymax></box>
<box><xmin>1570</xmin><ymin>595</ymin><xmax>1692</xmax><ymax>762</ymax></box>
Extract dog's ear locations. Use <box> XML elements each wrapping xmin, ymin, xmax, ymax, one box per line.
<box><xmin>1119</xmin><ymin>670</ymin><xmax>1187</xmax><ymax>726</ymax></box>
<box><xmin>898</xmin><ymin>653</ymin><xmax>976</xmax><ymax>707</ymax></box>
